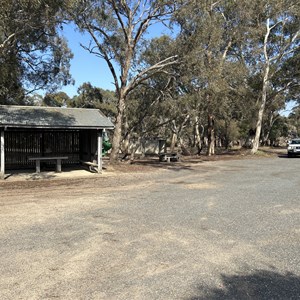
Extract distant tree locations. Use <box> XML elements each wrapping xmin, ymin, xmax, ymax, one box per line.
<box><xmin>72</xmin><ymin>82</ymin><xmax>103</xmax><ymax>108</ymax></box>
<box><xmin>43</xmin><ymin>92</ymin><xmax>70</xmax><ymax>107</ymax></box>
<box><xmin>0</xmin><ymin>0</ymin><xmax>73</xmax><ymax>104</ymax></box>
<box><xmin>268</xmin><ymin>115</ymin><xmax>289</xmax><ymax>145</ymax></box>
<box><xmin>69</xmin><ymin>82</ymin><xmax>117</xmax><ymax>118</ymax></box>
<box><xmin>23</xmin><ymin>93</ymin><xmax>43</xmax><ymax>106</ymax></box>
<box><xmin>288</xmin><ymin>105</ymin><xmax>300</xmax><ymax>137</ymax></box>
<box><xmin>68</xmin><ymin>0</ymin><xmax>178</xmax><ymax>162</ymax></box>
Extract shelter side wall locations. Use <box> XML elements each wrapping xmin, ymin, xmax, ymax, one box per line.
<box><xmin>79</xmin><ymin>130</ymin><xmax>91</xmax><ymax>162</ymax></box>
<box><xmin>5</xmin><ymin>129</ymin><xmax>80</xmax><ymax>169</ymax></box>
<box><xmin>133</xmin><ymin>139</ymin><xmax>166</xmax><ymax>155</ymax></box>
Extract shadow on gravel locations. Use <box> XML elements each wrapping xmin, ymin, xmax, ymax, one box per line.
<box><xmin>129</xmin><ymin>158</ymin><xmax>203</xmax><ymax>172</ymax></box>
<box><xmin>278</xmin><ymin>155</ymin><xmax>300</xmax><ymax>159</ymax></box>
<box><xmin>189</xmin><ymin>270</ymin><xmax>300</xmax><ymax>300</ymax></box>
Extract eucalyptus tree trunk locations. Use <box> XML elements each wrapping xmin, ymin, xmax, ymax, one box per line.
<box><xmin>207</xmin><ymin>114</ymin><xmax>215</xmax><ymax>156</ymax></box>
<box><xmin>194</xmin><ymin>116</ymin><xmax>203</xmax><ymax>155</ymax></box>
<box><xmin>110</xmin><ymin>93</ymin><xmax>126</xmax><ymax>162</ymax></box>
<box><xmin>170</xmin><ymin>133</ymin><xmax>177</xmax><ymax>153</ymax></box>
<box><xmin>179</xmin><ymin>137</ymin><xmax>191</xmax><ymax>156</ymax></box>
<box><xmin>170</xmin><ymin>115</ymin><xmax>190</xmax><ymax>154</ymax></box>
<box><xmin>251</xmin><ymin>19</ymin><xmax>271</xmax><ymax>154</ymax></box>
<box><xmin>262</xmin><ymin>113</ymin><xmax>275</xmax><ymax>146</ymax></box>
<box><xmin>121</xmin><ymin>116</ymin><xmax>131</xmax><ymax>159</ymax></box>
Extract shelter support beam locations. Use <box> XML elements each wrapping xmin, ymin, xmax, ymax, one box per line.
<box><xmin>1</xmin><ymin>129</ymin><xmax>5</xmax><ymax>179</ymax></box>
<box><xmin>97</xmin><ymin>130</ymin><xmax>103</xmax><ymax>173</ymax></box>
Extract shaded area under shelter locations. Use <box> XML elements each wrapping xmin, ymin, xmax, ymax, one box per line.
<box><xmin>0</xmin><ymin>105</ymin><xmax>114</xmax><ymax>179</ymax></box>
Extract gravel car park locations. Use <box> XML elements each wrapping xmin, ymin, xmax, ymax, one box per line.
<box><xmin>1</xmin><ymin>156</ymin><xmax>300</xmax><ymax>299</ymax></box>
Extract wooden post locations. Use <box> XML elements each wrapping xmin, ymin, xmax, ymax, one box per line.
<box><xmin>36</xmin><ymin>159</ymin><xmax>40</xmax><ymax>173</ymax></box>
<box><xmin>1</xmin><ymin>129</ymin><xmax>5</xmax><ymax>180</ymax></box>
<box><xmin>56</xmin><ymin>159</ymin><xmax>62</xmax><ymax>172</ymax></box>
<box><xmin>97</xmin><ymin>130</ymin><xmax>103</xmax><ymax>173</ymax></box>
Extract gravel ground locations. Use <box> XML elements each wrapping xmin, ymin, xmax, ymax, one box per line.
<box><xmin>0</xmin><ymin>155</ymin><xmax>300</xmax><ymax>299</ymax></box>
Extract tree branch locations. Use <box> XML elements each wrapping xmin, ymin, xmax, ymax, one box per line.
<box><xmin>0</xmin><ymin>33</ymin><xmax>16</xmax><ymax>50</ymax></box>
<box><xmin>126</xmin><ymin>55</ymin><xmax>178</xmax><ymax>95</ymax></box>
<box><xmin>85</xmin><ymin>24</ymin><xmax>121</xmax><ymax>95</ymax></box>
<box><xmin>110</xmin><ymin>0</ymin><xmax>129</xmax><ymax>43</ymax></box>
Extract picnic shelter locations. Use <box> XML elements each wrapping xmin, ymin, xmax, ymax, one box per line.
<box><xmin>0</xmin><ymin>105</ymin><xmax>114</xmax><ymax>179</ymax></box>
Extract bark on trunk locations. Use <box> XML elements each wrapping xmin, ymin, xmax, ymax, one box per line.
<box><xmin>207</xmin><ymin>114</ymin><xmax>215</xmax><ymax>156</ymax></box>
<box><xmin>110</xmin><ymin>95</ymin><xmax>126</xmax><ymax>163</ymax></box>
<box><xmin>195</xmin><ymin>116</ymin><xmax>202</xmax><ymax>155</ymax></box>
<box><xmin>121</xmin><ymin>117</ymin><xmax>131</xmax><ymax>159</ymax></box>
<box><xmin>251</xmin><ymin>101</ymin><xmax>265</xmax><ymax>153</ymax></box>
<box><xmin>251</xmin><ymin>19</ymin><xmax>271</xmax><ymax>154</ymax></box>
<box><xmin>170</xmin><ymin>133</ymin><xmax>177</xmax><ymax>153</ymax></box>
<box><xmin>179</xmin><ymin>137</ymin><xmax>191</xmax><ymax>156</ymax></box>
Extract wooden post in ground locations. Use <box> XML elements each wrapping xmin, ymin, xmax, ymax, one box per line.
<box><xmin>97</xmin><ymin>130</ymin><xmax>103</xmax><ymax>173</ymax></box>
<box><xmin>1</xmin><ymin>129</ymin><xmax>5</xmax><ymax>180</ymax></box>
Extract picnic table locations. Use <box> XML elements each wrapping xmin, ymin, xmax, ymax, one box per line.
<box><xmin>28</xmin><ymin>156</ymin><xmax>68</xmax><ymax>173</ymax></box>
<box><xmin>159</xmin><ymin>153</ymin><xmax>180</xmax><ymax>163</ymax></box>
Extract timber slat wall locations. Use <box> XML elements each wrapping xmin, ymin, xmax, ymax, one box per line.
<box><xmin>5</xmin><ymin>130</ymin><xmax>80</xmax><ymax>169</ymax></box>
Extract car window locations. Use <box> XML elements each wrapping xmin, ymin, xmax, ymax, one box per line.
<box><xmin>291</xmin><ymin>140</ymin><xmax>300</xmax><ymax>144</ymax></box>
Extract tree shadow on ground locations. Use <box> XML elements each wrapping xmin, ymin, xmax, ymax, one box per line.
<box><xmin>256</xmin><ymin>147</ymin><xmax>287</xmax><ymax>158</ymax></box>
<box><xmin>125</xmin><ymin>157</ymin><xmax>203</xmax><ymax>172</ymax></box>
<box><xmin>189</xmin><ymin>269</ymin><xmax>300</xmax><ymax>300</ymax></box>
<box><xmin>124</xmin><ymin>149</ymin><xmax>250</xmax><ymax>172</ymax></box>
<box><xmin>26</xmin><ymin>172</ymin><xmax>58</xmax><ymax>180</ymax></box>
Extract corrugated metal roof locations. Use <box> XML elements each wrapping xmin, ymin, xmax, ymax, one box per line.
<box><xmin>0</xmin><ymin>105</ymin><xmax>114</xmax><ymax>129</ymax></box>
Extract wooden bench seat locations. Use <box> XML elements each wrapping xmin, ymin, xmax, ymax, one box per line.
<box><xmin>28</xmin><ymin>156</ymin><xmax>68</xmax><ymax>173</ymax></box>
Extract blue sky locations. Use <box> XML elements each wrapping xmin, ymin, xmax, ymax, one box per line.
<box><xmin>60</xmin><ymin>22</ymin><xmax>173</xmax><ymax>97</ymax></box>
<box><xmin>60</xmin><ymin>24</ymin><xmax>115</xmax><ymax>96</ymax></box>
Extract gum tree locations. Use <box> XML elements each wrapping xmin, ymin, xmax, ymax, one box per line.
<box><xmin>236</xmin><ymin>0</ymin><xmax>300</xmax><ymax>153</ymax></box>
<box><xmin>0</xmin><ymin>0</ymin><xmax>73</xmax><ymax>104</ymax></box>
<box><xmin>173</xmin><ymin>0</ymin><xmax>245</xmax><ymax>155</ymax></box>
<box><xmin>69</xmin><ymin>0</ymin><xmax>178</xmax><ymax>162</ymax></box>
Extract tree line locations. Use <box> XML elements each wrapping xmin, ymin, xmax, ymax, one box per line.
<box><xmin>1</xmin><ymin>0</ymin><xmax>300</xmax><ymax>162</ymax></box>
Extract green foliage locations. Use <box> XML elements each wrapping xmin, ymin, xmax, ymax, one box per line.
<box><xmin>288</xmin><ymin>105</ymin><xmax>300</xmax><ymax>136</ymax></box>
<box><xmin>217</xmin><ymin>120</ymin><xmax>240</xmax><ymax>148</ymax></box>
<box><xmin>68</xmin><ymin>82</ymin><xmax>117</xmax><ymax>118</ymax></box>
<box><xmin>43</xmin><ymin>92</ymin><xmax>70</xmax><ymax>107</ymax></box>
<box><xmin>122</xmin><ymin>0</ymin><xmax>300</xmax><ymax>154</ymax></box>
<box><xmin>23</xmin><ymin>93</ymin><xmax>43</xmax><ymax>106</ymax></box>
<box><xmin>269</xmin><ymin>116</ymin><xmax>289</xmax><ymax>142</ymax></box>
<box><xmin>0</xmin><ymin>0</ymin><xmax>73</xmax><ymax>104</ymax></box>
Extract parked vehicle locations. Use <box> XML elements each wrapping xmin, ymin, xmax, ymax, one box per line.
<box><xmin>287</xmin><ymin>138</ymin><xmax>300</xmax><ymax>157</ymax></box>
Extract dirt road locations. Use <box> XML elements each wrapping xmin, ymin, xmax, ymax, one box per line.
<box><xmin>1</xmin><ymin>156</ymin><xmax>300</xmax><ymax>299</ymax></box>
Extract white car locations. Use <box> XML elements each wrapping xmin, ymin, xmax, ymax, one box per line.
<box><xmin>287</xmin><ymin>138</ymin><xmax>300</xmax><ymax>157</ymax></box>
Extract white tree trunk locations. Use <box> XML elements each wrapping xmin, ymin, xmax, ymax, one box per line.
<box><xmin>251</xmin><ymin>19</ymin><xmax>271</xmax><ymax>154</ymax></box>
<box><xmin>195</xmin><ymin>116</ymin><xmax>202</xmax><ymax>155</ymax></box>
<box><xmin>207</xmin><ymin>114</ymin><xmax>215</xmax><ymax>156</ymax></box>
<box><xmin>170</xmin><ymin>133</ymin><xmax>177</xmax><ymax>153</ymax></box>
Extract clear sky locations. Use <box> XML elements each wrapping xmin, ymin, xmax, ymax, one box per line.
<box><xmin>60</xmin><ymin>24</ymin><xmax>115</xmax><ymax>97</ymax></box>
<box><xmin>59</xmin><ymin>22</ymin><xmax>173</xmax><ymax>97</ymax></box>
